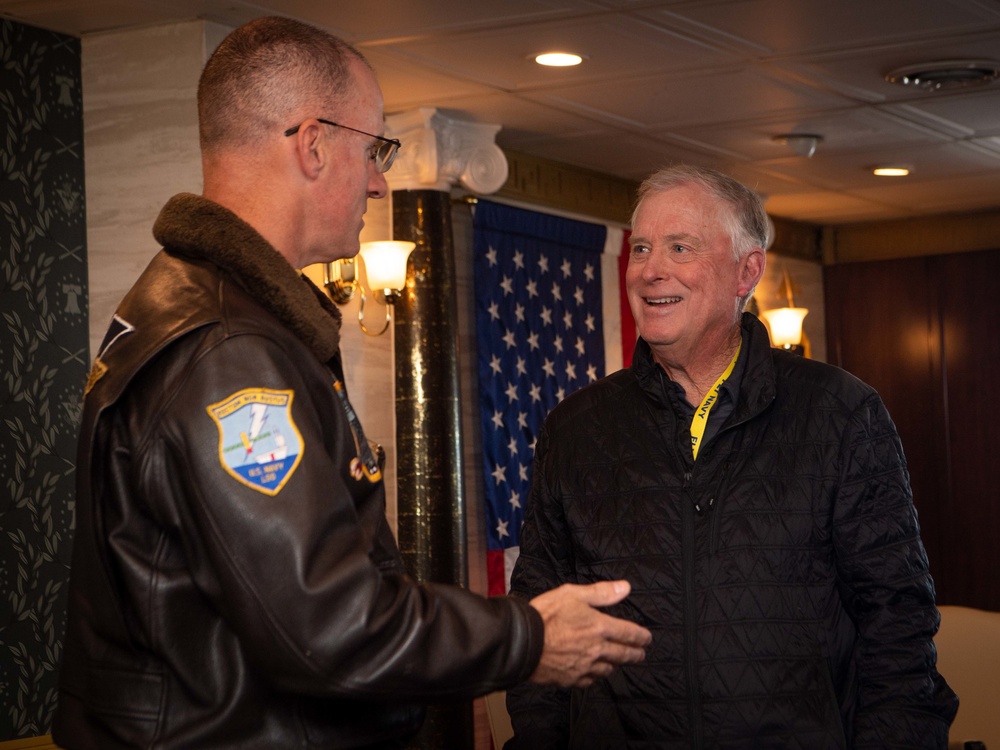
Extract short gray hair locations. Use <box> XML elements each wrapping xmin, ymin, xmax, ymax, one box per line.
<box><xmin>631</xmin><ymin>164</ymin><xmax>770</xmax><ymax>262</ymax></box>
<box><xmin>198</xmin><ymin>17</ymin><xmax>371</xmax><ymax>152</ymax></box>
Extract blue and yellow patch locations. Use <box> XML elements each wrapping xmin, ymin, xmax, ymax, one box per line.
<box><xmin>206</xmin><ymin>388</ymin><xmax>304</xmax><ymax>495</ymax></box>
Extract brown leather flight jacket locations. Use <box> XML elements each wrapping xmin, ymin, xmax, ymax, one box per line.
<box><xmin>53</xmin><ymin>194</ymin><xmax>543</xmax><ymax>749</ymax></box>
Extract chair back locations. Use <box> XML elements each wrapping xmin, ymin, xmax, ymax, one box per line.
<box><xmin>935</xmin><ymin>605</ymin><xmax>1000</xmax><ymax>749</ymax></box>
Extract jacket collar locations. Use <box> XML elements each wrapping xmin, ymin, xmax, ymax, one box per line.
<box><xmin>733</xmin><ymin>312</ymin><xmax>777</xmax><ymax>422</ymax></box>
<box><xmin>152</xmin><ymin>193</ymin><xmax>343</xmax><ymax>363</ymax></box>
<box><xmin>631</xmin><ymin>312</ymin><xmax>776</xmax><ymax>421</ymax></box>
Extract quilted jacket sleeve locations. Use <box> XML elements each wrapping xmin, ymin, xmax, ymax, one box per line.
<box><xmin>505</xmin><ymin>422</ymin><xmax>574</xmax><ymax>747</ymax></box>
<box><xmin>831</xmin><ymin>392</ymin><xmax>958</xmax><ymax>748</ymax></box>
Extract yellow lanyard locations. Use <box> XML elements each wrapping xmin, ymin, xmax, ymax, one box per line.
<box><xmin>690</xmin><ymin>343</ymin><xmax>741</xmax><ymax>461</ymax></box>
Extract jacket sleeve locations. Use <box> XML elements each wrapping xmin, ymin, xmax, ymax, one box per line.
<box><xmin>505</xmin><ymin>423</ymin><xmax>573</xmax><ymax>747</ymax></box>
<box><xmin>831</xmin><ymin>392</ymin><xmax>958</xmax><ymax>748</ymax></box>
<box><xmin>138</xmin><ymin>332</ymin><xmax>544</xmax><ymax>701</ymax></box>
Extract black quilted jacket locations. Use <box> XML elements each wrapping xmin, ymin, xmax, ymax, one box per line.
<box><xmin>507</xmin><ymin>314</ymin><xmax>957</xmax><ymax>749</ymax></box>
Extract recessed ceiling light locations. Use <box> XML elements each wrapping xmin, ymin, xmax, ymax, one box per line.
<box><xmin>873</xmin><ymin>166</ymin><xmax>911</xmax><ymax>177</ymax></box>
<box><xmin>534</xmin><ymin>52</ymin><xmax>584</xmax><ymax>67</ymax></box>
<box><xmin>884</xmin><ymin>60</ymin><xmax>1000</xmax><ymax>91</ymax></box>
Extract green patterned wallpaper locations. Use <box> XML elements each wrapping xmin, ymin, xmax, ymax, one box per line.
<box><xmin>0</xmin><ymin>19</ymin><xmax>87</xmax><ymax>739</ymax></box>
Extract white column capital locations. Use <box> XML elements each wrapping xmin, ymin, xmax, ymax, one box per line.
<box><xmin>385</xmin><ymin>107</ymin><xmax>508</xmax><ymax>194</ymax></box>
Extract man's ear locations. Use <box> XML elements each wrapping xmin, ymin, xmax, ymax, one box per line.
<box><xmin>738</xmin><ymin>247</ymin><xmax>766</xmax><ymax>299</ymax></box>
<box><xmin>290</xmin><ymin>120</ymin><xmax>326</xmax><ymax>179</ymax></box>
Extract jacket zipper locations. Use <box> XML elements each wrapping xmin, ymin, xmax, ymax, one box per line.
<box><xmin>681</xmin><ymin>469</ymin><xmax>703</xmax><ymax>750</ymax></box>
<box><xmin>698</xmin><ymin>409</ymin><xmax>757</xmax><ymax>554</ymax></box>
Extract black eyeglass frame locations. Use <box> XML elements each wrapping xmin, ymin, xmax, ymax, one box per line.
<box><xmin>284</xmin><ymin>118</ymin><xmax>401</xmax><ymax>173</ymax></box>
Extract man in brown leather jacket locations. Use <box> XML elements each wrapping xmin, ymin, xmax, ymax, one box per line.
<box><xmin>52</xmin><ymin>17</ymin><xmax>651</xmax><ymax>749</ymax></box>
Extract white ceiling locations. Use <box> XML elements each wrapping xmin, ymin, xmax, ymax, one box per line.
<box><xmin>4</xmin><ymin>0</ymin><xmax>1000</xmax><ymax>225</ymax></box>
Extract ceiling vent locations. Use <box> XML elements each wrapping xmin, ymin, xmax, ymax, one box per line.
<box><xmin>884</xmin><ymin>60</ymin><xmax>1000</xmax><ymax>91</ymax></box>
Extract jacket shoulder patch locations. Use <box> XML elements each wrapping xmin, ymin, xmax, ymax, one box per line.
<box><xmin>206</xmin><ymin>388</ymin><xmax>304</xmax><ymax>496</ymax></box>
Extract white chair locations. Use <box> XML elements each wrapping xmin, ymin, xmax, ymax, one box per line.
<box><xmin>935</xmin><ymin>605</ymin><xmax>1000</xmax><ymax>749</ymax></box>
<box><xmin>484</xmin><ymin>690</ymin><xmax>514</xmax><ymax>748</ymax></box>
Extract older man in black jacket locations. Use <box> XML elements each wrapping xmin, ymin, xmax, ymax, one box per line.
<box><xmin>506</xmin><ymin>164</ymin><xmax>957</xmax><ymax>748</ymax></box>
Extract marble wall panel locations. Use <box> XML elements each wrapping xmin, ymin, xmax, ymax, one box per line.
<box><xmin>82</xmin><ymin>20</ymin><xmax>225</xmax><ymax>357</ymax></box>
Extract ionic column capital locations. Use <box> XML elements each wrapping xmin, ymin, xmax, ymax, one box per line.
<box><xmin>385</xmin><ymin>107</ymin><xmax>508</xmax><ymax>194</ymax></box>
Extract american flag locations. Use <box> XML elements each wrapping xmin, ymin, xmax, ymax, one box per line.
<box><xmin>472</xmin><ymin>200</ymin><xmax>611</xmax><ymax>595</ymax></box>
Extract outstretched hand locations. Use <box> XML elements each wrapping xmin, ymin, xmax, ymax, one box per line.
<box><xmin>528</xmin><ymin>580</ymin><xmax>651</xmax><ymax>688</ymax></box>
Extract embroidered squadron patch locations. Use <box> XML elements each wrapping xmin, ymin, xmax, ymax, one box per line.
<box><xmin>206</xmin><ymin>388</ymin><xmax>304</xmax><ymax>496</ymax></box>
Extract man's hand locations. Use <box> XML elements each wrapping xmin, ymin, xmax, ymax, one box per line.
<box><xmin>528</xmin><ymin>580</ymin><xmax>651</xmax><ymax>688</ymax></box>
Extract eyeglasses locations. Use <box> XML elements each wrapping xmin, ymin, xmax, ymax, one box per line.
<box><xmin>284</xmin><ymin>118</ymin><xmax>401</xmax><ymax>173</ymax></box>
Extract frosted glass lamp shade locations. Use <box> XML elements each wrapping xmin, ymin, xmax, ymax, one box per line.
<box><xmin>761</xmin><ymin>307</ymin><xmax>808</xmax><ymax>348</ymax></box>
<box><xmin>359</xmin><ymin>241</ymin><xmax>415</xmax><ymax>293</ymax></box>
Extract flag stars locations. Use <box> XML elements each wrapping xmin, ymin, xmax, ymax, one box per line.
<box><xmin>491</xmin><ymin>464</ymin><xmax>506</xmax><ymax>485</ymax></box>
<box><xmin>478</xmin><ymin>226</ymin><xmax>607</xmax><ymax>578</ymax></box>
<box><xmin>505</xmin><ymin>380</ymin><xmax>519</xmax><ymax>402</ymax></box>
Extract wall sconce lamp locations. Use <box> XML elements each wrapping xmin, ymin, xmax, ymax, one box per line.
<box><xmin>324</xmin><ymin>240</ymin><xmax>415</xmax><ymax>336</ymax></box>
<box><xmin>760</xmin><ymin>269</ymin><xmax>809</xmax><ymax>353</ymax></box>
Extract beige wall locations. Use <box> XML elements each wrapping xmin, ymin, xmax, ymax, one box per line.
<box><xmin>83</xmin><ymin>20</ymin><xmax>215</xmax><ymax>359</ymax></box>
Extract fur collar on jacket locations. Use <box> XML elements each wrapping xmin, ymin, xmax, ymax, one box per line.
<box><xmin>152</xmin><ymin>192</ymin><xmax>343</xmax><ymax>363</ymax></box>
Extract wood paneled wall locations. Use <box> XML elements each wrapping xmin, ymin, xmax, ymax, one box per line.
<box><xmin>825</xmin><ymin>248</ymin><xmax>1000</xmax><ymax>610</ymax></box>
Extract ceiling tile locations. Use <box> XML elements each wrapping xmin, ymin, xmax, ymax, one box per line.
<box><xmin>3</xmin><ymin>0</ymin><xmax>999</xmax><ymax>225</ymax></box>
<box><xmin>651</xmin><ymin>0</ymin><xmax>997</xmax><ymax>55</ymax></box>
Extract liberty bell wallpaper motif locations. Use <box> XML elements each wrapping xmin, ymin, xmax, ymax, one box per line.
<box><xmin>1</xmin><ymin>18</ymin><xmax>88</xmax><ymax>740</ymax></box>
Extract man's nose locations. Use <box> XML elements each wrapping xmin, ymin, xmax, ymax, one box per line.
<box><xmin>642</xmin><ymin>249</ymin><xmax>672</xmax><ymax>281</ymax></box>
<box><xmin>368</xmin><ymin>168</ymin><xmax>388</xmax><ymax>199</ymax></box>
